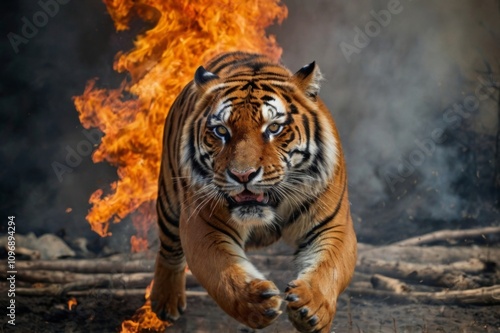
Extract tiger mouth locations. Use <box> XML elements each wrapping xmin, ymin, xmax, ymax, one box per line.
<box><xmin>228</xmin><ymin>190</ymin><xmax>270</xmax><ymax>207</ymax></box>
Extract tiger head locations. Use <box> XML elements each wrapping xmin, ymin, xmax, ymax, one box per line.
<box><xmin>181</xmin><ymin>59</ymin><xmax>339</xmax><ymax>228</ymax></box>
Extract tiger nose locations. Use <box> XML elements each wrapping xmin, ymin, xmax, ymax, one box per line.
<box><xmin>227</xmin><ymin>167</ymin><xmax>259</xmax><ymax>184</ymax></box>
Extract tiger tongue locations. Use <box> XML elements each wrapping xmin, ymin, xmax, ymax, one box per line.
<box><xmin>234</xmin><ymin>191</ymin><xmax>265</xmax><ymax>203</ymax></box>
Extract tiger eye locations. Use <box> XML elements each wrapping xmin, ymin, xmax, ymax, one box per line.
<box><xmin>267</xmin><ymin>123</ymin><xmax>281</xmax><ymax>134</ymax></box>
<box><xmin>214</xmin><ymin>125</ymin><xmax>228</xmax><ymax>137</ymax></box>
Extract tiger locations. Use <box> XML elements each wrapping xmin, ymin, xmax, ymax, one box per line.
<box><xmin>150</xmin><ymin>51</ymin><xmax>357</xmax><ymax>333</ymax></box>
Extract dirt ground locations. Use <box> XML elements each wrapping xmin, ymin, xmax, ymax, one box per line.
<box><xmin>2</xmin><ymin>243</ymin><xmax>500</xmax><ymax>333</ymax></box>
<box><xmin>1</xmin><ymin>284</ymin><xmax>499</xmax><ymax>333</ymax></box>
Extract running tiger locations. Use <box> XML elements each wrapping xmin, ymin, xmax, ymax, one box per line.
<box><xmin>151</xmin><ymin>51</ymin><xmax>357</xmax><ymax>333</ymax></box>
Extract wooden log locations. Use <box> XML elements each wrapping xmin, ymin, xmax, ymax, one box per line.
<box><xmin>391</xmin><ymin>226</ymin><xmax>500</xmax><ymax>246</ymax></box>
<box><xmin>17</xmin><ymin>287</ymin><xmax>207</xmax><ymax>298</ymax></box>
<box><xmin>357</xmin><ymin>244</ymin><xmax>500</xmax><ymax>266</ymax></box>
<box><xmin>358</xmin><ymin>258</ymin><xmax>488</xmax><ymax>289</ymax></box>
<box><xmin>9</xmin><ymin>271</ymin><xmax>200</xmax><ymax>291</ymax></box>
<box><xmin>7</xmin><ymin>258</ymin><xmax>155</xmax><ymax>273</ymax></box>
<box><xmin>67</xmin><ymin>289</ymin><xmax>208</xmax><ymax>298</ymax></box>
<box><xmin>370</xmin><ymin>274</ymin><xmax>412</xmax><ymax>293</ymax></box>
<box><xmin>3</xmin><ymin>254</ymin><xmax>292</xmax><ymax>275</ymax></box>
<box><xmin>359</xmin><ymin>258</ymin><xmax>488</xmax><ymax>276</ymax></box>
<box><xmin>348</xmin><ymin>284</ymin><xmax>500</xmax><ymax>305</ymax></box>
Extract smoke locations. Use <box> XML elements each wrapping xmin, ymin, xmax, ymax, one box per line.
<box><xmin>271</xmin><ymin>0</ymin><xmax>500</xmax><ymax>242</ymax></box>
<box><xmin>2</xmin><ymin>0</ymin><xmax>499</xmax><ymax>245</ymax></box>
<box><xmin>1</xmin><ymin>0</ymin><xmax>126</xmax><ymax>246</ymax></box>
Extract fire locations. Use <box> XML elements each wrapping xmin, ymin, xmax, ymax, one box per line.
<box><xmin>73</xmin><ymin>0</ymin><xmax>287</xmax><ymax>251</ymax></box>
<box><xmin>68</xmin><ymin>297</ymin><xmax>77</xmax><ymax>311</ymax></box>
<box><xmin>121</xmin><ymin>281</ymin><xmax>170</xmax><ymax>333</ymax></box>
<box><xmin>74</xmin><ymin>0</ymin><xmax>287</xmax><ymax>330</ymax></box>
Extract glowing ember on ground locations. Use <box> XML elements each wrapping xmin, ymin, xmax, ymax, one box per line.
<box><xmin>67</xmin><ymin>297</ymin><xmax>77</xmax><ymax>311</ymax></box>
<box><xmin>74</xmin><ymin>0</ymin><xmax>287</xmax><ymax>250</ymax></box>
<box><xmin>74</xmin><ymin>0</ymin><xmax>287</xmax><ymax>330</ymax></box>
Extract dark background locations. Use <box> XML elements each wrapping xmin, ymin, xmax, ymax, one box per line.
<box><xmin>1</xmin><ymin>0</ymin><xmax>499</xmax><ymax>250</ymax></box>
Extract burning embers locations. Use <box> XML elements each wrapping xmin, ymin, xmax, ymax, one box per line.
<box><xmin>74</xmin><ymin>0</ymin><xmax>287</xmax><ymax>331</ymax></box>
<box><xmin>121</xmin><ymin>282</ymin><xmax>169</xmax><ymax>333</ymax></box>
<box><xmin>67</xmin><ymin>297</ymin><xmax>77</xmax><ymax>311</ymax></box>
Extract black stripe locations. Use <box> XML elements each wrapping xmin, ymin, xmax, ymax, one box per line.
<box><xmin>304</xmin><ymin>176</ymin><xmax>346</xmax><ymax>240</ymax></box>
<box><xmin>240</xmin><ymin>81</ymin><xmax>258</xmax><ymax>91</ymax></box>
<box><xmin>157</xmin><ymin>203</ymin><xmax>180</xmax><ymax>243</ymax></box>
<box><xmin>289</xmin><ymin>103</ymin><xmax>299</xmax><ymax>114</ymax></box>
<box><xmin>305</xmin><ymin>114</ymin><xmax>325</xmax><ymax>177</ymax></box>
<box><xmin>160</xmin><ymin>242</ymin><xmax>183</xmax><ymax>257</ymax></box>
<box><xmin>302</xmin><ymin>114</ymin><xmax>311</xmax><ymax>150</ymax></box>
<box><xmin>157</xmin><ymin>192</ymin><xmax>179</xmax><ymax>227</ymax></box>
<box><xmin>255</xmin><ymin>72</ymin><xmax>288</xmax><ymax>79</ymax></box>
<box><xmin>290</xmin><ymin>114</ymin><xmax>312</xmax><ymax>169</ymax></box>
<box><xmin>223</xmin><ymin>85</ymin><xmax>240</xmax><ymax>96</ymax></box>
<box><xmin>205</xmin><ymin>220</ymin><xmax>243</xmax><ymax>248</ymax></box>
<box><xmin>207</xmin><ymin>237</ymin><xmax>248</xmax><ymax>261</ymax></box>
<box><xmin>259</xmin><ymin>83</ymin><xmax>277</xmax><ymax>94</ymax></box>
<box><xmin>188</xmin><ymin>124</ymin><xmax>210</xmax><ymax>179</ymax></box>
<box><xmin>209</xmin><ymin>52</ymin><xmax>260</xmax><ymax>73</ymax></box>
<box><xmin>297</xmin><ymin>227</ymin><xmax>343</xmax><ymax>251</ymax></box>
<box><xmin>294</xmin><ymin>180</ymin><xmax>347</xmax><ymax>255</ymax></box>
<box><xmin>263</xmin><ymin>175</ymin><xmax>281</xmax><ymax>182</ymax></box>
<box><xmin>159</xmin><ymin>175</ymin><xmax>180</xmax><ymax>220</ymax></box>
<box><xmin>209</xmin><ymin>54</ymin><xmax>240</xmax><ymax>73</ymax></box>
<box><xmin>283</xmin><ymin>131</ymin><xmax>295</xmax><ymax>146</ymax></box>
<box><xmin>213</xmin><ymin>216</ymin><xmax>243</xmax><ymax>242</ymax></box>
<box><xmin>286</xmin><ymin>195</ymin><xmax>316</xmax><ymax>226</ymax></box>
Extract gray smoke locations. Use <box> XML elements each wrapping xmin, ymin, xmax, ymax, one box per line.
<box><xmin>272</xmin><ymin>0</ymin><xmax>500</xmax><ymax>242</ymax></box>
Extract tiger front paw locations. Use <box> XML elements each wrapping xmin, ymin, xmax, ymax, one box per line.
<box><xmin>233</xmin><ymin>279</ymin><xmax>283</xmax><ymax>329</ymax></box>
<box><xmin>150</xmin><ymin>268</ymin><xmax>186</xmax><ymax>322</ymax></box>
<box><xmin>284</xmin><ymin>279</ymin><xmax>336</xmax><ymax>333</ymax></box>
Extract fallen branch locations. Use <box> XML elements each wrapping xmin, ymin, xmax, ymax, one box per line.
<box><xmin>68</xmin><ymin>289</ymin><xmax>208</xmax><ymax>298</ymax></box>
<box><xmin>358</xmin><ymin>258</ymin><xmax>488</xmax><ymax>289</ymax></box>
<box><xmin>17</xmin><ymin>287</ymin><xmax>207</xmax><ymax>298</ymax></box>
<box><xmin>391</xmin><ymin>226</ymin><xmax>500</xmax><ymax>246</ymax></box>
<box><xmin>9</xmin><ymin>270</ymin><xmax>198</xmax><ymax>288</ymax></box>
<box><xmin>7</xmin><ymin>258</ymin><xmax>155</xmax><ymax>274</ymax></box>
<box><xmin>370</xmin><ymin>274</ymin><xmax>412</xmax><ymax>293</ymax></box>
<box><xmin>358</xmin><ymin>244</ymin><xmax>500</xmax><ymax>267</ymax></box>
<box><xmin>349</xmin><ymin>284</ymin><xmax>500</xmax><ymax>305</ymax></box>
<box><xmin>4</xmin><ymin>254</ymin><xmax>292</xmax><ymax>275</ymax></box>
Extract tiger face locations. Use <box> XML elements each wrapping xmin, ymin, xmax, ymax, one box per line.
<box><xmin>180</xmin><ymin>63</ymin><xmax>339</xmax><ymax>228</ymax></box>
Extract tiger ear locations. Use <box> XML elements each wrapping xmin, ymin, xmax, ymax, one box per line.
<box><xmin>194</xmin><ymin>66</ymin><xmax>219</xmax><ymax>90</ymax></box>
<box><xmin>292</xmin><ymin>61</ymin><xmax>323</xmax><ymax>99</ymax></box>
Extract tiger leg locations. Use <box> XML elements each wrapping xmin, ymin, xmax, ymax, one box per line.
<box><xmin>180</xmin><ymin>216</ymin><xmax>282</xmax><ymax>329</ymax></box>
<box><xmin>285</xmin><ymin>212</ymin><xmax>357</xmax><ymax>332</ymax></box>
<box><xmin>150</xmin><ymin>189</ymin><xmax>186</xmax><ymax>322</ymax></box>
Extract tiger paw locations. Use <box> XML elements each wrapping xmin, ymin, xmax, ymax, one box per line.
<box><xmin>150</xmin><ymin>269</ymin><xmax>186</xmax><ymax>322</ymax></box>
<box><xmin>284</xmin><ymin>279</ymin><xmax>335</xmax><ymax>333</ymax></box>
<box><xmin>234</xmin><ymin>279</ymin><xmax>282</xmax><ymax>329</ymax></box>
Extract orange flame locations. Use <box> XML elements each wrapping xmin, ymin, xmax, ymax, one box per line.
<box><xmin>120</xmin><ymin>281</ymin><xmax>170</xmax><ymax>333</ymax></box>
<box><xmin>68</xmin><ymin>297</ymin><xmax>77</xmax><ymax>311</ymax></box>
<box><xmin>73</xmin><ymin>0</ymin><xmax>287</xmax><ymax>247</ymax></box>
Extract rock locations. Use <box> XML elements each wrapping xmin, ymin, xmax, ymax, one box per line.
<box><xmin>36</xmin><ymin>234</ymin><xmax>76</xmax><ymax>259</ymax></box>
<box><xmin>0</xmin><ymin>233</ymin><xmax>75</xmax><ymax>260</ymax></box>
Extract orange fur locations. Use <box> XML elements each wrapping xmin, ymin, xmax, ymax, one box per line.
<box><xmin>151</xmin><ymin>52</ymin><xmax>357</xmax><ymax>332</ymax></box>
